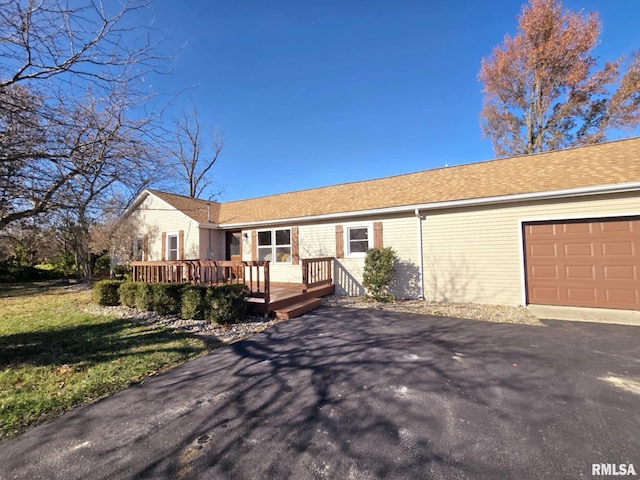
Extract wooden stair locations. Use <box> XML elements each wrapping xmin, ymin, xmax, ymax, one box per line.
<box><xmin>274</xmin><ymin>297</ymin><xmax>323</xmax><ymax>320</ymax></box>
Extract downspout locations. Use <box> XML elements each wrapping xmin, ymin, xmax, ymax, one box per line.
<box><xmin>415</xmin><ymin>209</ymin><xmax>425</xmax><ymax>299</ymax></box>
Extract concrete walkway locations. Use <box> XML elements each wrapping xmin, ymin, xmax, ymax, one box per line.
<box><xmin>1</xmin><ymin>307</ymin><xmax>639</xmax><ymax>479</ymax></box>
<box><xmin>528</xmin><ymin>304</ymin><xmax>640</xmax><ymax>326</ymax></box>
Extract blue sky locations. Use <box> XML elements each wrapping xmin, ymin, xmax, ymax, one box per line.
<box><xmin>144</xmin><ymin>0</ymin><xmax>640</xmax><ymax>201</ymax></box>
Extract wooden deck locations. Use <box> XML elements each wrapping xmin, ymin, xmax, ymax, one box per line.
<box><xmin>130</xmin><ymin>257</ymin><xmax>335</xmax><ymax>318</ymax></box>
<box><xmin>247</xmin><ymin>282</ymin><xmax>335</xmax><ymax>316</ymax></box>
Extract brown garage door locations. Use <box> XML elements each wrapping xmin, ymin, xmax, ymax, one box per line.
<box><xmin>524</xmin><ymin>218</ymin><xmax>640</xmax><ymax>310</ymax></box>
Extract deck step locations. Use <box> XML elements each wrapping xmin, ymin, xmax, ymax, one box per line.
<box><xmin>274</xmin><ymin>297</ymin><xmax>323</xmax><ymax>320</ymax></box>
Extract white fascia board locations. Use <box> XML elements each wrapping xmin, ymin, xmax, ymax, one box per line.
<box><xmin>207</xmin><ymin>181</ymin><xmax>640</xmax><ymax>230</ymax></box>
<box><xmin>121</xmin><ymin>189</ymin><xmax>153</xmax><ymax>218</ymax></box>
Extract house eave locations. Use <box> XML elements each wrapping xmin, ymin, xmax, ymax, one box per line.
<box><xmin>212</xmin><ymin>181</ymin><xmax>640</xmax><ymax>229</ymax></box>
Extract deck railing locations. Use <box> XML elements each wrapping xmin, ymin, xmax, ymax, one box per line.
<box><xmin>130</xmin><ymin>260</ymin><xmax>270</xmax><ymax>302</ymax></box>
<box><xmin>129</xmin><ymin>257</ymin><xmax>334</xmax><ymax>312</ymax></box>
<box><xmin>301</xmin><ymin>257</ymin><xmax>333</xmax><ymax>289</ymax></box>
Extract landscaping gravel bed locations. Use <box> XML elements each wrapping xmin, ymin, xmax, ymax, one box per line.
<box><xmin>83</xmin><ymin>304</ymin><xmax>285</xmax><ymax>343</ymax></box>
<box><xmin>322</xmin><ymin>295</ymin><xmax>544</xmax><ymax>326</ymax></box>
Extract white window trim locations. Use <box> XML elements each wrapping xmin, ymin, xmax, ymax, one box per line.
<box><xmin>256</xmin><ymin>228</ymin><xmax>292</xmax><ymax>264</ymax></box>
<box><xmin>345</xmin><ymin>224</ymin><xmax>373</xmax><ymax>258</ymax></box>
<box><xmin>166</xmin><ymin>232</ymin><xmax>179</xmax><ymax>261</ymax></box>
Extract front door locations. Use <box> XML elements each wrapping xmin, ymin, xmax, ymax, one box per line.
<box><xmin>226</xmin><ymin>231</ymin><xmax>242</xmax><ymax>261</ymax></box>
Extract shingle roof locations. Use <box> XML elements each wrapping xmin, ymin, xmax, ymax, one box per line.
<box><xmin>147</xmin><ymin>190</ymin><xmax>221</xmax><ymax>224</ymax></box>
<box><xmin>148</xmin><ymin>137</ymin><xmax>640</xmax><ymax>226</ymax></box>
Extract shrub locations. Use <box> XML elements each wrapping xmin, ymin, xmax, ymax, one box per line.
<box><xmin>112</xmin><ymin>264</ymin><xmax>130</xmax><ymax>280</ymax></box>
<box><xmin>181</xmin><ymin>285</ymin><xmax>207</xmax><ymax>319</ymax></box>
<box><xmin>152</xmin><ymin>283</ymin><xmax>186</xmax><ymax>315</ymax></box>
<box><xmin>134</xmin><ymin>282</ymin><xmax>154</xmax><ymax>311</ymax></box>
<box><xmin>204</xmin><ymin>284</ymin><xmax>249</xmax><ymax>324</ymax></box>
<box><xmin>362</xmin><ymin>247</ymin><xmax>397</xmax><ymax>302</ymax></box>
<box><xmin>118</xmin><ymin>282</ymin><xmax>138</xmax><ymax>308</ymax></box>
<box><xmin>93</xmin><ymin>254</ymin><xmax>111</xmax><ymax>277</ymax></box>
<box><xmin>92</xmin><ymin>280</ymin><xmax>123</xmax><ymax>306</ymax></box>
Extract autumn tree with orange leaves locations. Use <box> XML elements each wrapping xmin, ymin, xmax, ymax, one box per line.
<box><xmin>479</xmin><ymin>0</ymin><xmax>640</xmax><ymax>156</ymax></box>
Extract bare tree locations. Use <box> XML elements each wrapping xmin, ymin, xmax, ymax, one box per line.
<box><xmin>0</xmin><ymin>0</ymin><xmax>166</xmax><ymax>231</ymax></box>
<box><xmin>0</xmin><ymin>0</ymin><xmax>157</xmax><ymax>90</ymax></box>
<box><xmin>169</xmin><ymin>106</ymin><xmax>223</xmax><ymax>198</ymax></box>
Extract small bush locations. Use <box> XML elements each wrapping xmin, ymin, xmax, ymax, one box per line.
<box><xmin>152</xmin><ymin>283</ymin><xmax>186</xmax><ymax>315</ymax></box>
<box><xmin>92</xmin><ymin>280</ymin><xmax>123</xmax><ymax>306</ymax></box>
<box><xmin>93</xmin><ymin>254</ymin><xmax>111</xmax><ymax>277</ymax></box>
<box><xmin>204</xmin><ymin>284</ymin><xmax>248</xmax><ymax>324</ymax></box>
<box><xmin>118</xmin><ymin>282</ymin><xmax>138</xmax><ymax>308</ymax></box>
<box><xmin>112</xmin><ymin>264</ymin><xmax>130</xmax><ymax>280</ymax></box>
<box><xmin>181</xmin><ymin>285</ymin><xmax>207</xmax><ymax>319</ymax></box>
<box><xmin>362</xmin><ymin>247</ymin><xmax>397</xmax><ymax>302</ymax></box>
<box><xmin>134</xmin><ymin>283</ymin><xmax>154</xmax><ymax>311</ymax></box>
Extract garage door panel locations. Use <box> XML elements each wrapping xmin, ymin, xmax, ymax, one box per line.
<box><xmin>525</xmin><ymin>218</ymin><xmax>640</xmax><ymax>310</ymax></box>
<box><xmin>603</xmin><ymin>265</ymin><xmax>637</xmax><ymax>281</ymax></box>
<box><xmin>606</xmin><ymin>289</ymin><xmax>638</xmax><ymax>305</ymax></box>
<box><xmin>565</xmin><ymin>265</ymin><xmax>595</xmax><ymax>279</ymax></box>
<box><xmin>531</xmin><ymin>265</ymin><xmax>559</xmax><ymax>279</ymax></box>
<box><xmin>563</xmin><ymin>223</ymin><xmax>592</xmax><ymax>234</ymax></box>
<box><xmin>564</xmin><ymin>242</ymin><xmax>593</xmax><ymax>256</ymax></box>
<box><xmin>527</xmin><ymin>224</ymin><xmax>556</xmax><ymax>236</ymax></box>
<box><xmin>530</xmin><ymin>243</ymin><xmax>558</xmax><ymax>257</ymax></box>
<box><xmin>531</xmin><ymin>287</ymin><xmax>561</xmax><ymax>302</ymax></box>
<box><xmin>566</xmin><ymin>287</ymin><xmax>597</xmax><ymax>302</ymax></box>
<box><xmin>601</xmin><ymin>241</ymin><xmax>634</xmax><ymax>256</ymax></box>
<box><xmin>600</xmin><ymin>221</ymin><xmax>634</xmax><ymax>233</ymax></box>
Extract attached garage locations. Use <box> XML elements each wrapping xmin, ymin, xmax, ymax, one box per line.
<box><xmin>524</xmin><ymin>217</ymin><xmax>640</xmax><ymax>310</ymax></box>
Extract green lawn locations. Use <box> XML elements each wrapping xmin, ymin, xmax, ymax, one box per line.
<box><xmin>0</xmin><ymin>283</ymin><xmax>218</xmax><ymax>439</ymax></box>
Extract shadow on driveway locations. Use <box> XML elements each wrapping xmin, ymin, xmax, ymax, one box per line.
<box><xmin>1</xmin><ymin>307</ymin><xmax>639</xmax><ymax>479</ymax></box>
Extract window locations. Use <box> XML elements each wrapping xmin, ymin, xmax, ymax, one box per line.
<box><xmin>347</xmin><ymin>226</ymin><xmax>371</xmax><ymax>256</ymax></box>
<box><xmin>167</xmin><ymin>233</ymin><xmax>179</xmax><ymax>260</ymax></box>
<box><xmin>133</xmin><ymin>237</ymin><xmax>144</xmax><ymax>261</ymax></box>
<box><xmin>257</xmin><ymin>228</ymin><xmax>291</xmax><ymax>263</ymax></box>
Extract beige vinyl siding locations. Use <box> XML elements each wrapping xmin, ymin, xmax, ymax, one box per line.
<box><xmin>298</xmin><ymin>223</ymin><xmax>364</xmax><ymax>295</ymax></box>
<box><xmin>300</xmin><ymin>221</ymin><xmax>363</xmax><ymax>295</ymax></box>
<box><xmin>422</xmin><ymin>192</ymin><xmax>640</xmax><ymax>306</ymax></box>
<box><xmin>130</xmin><ymin>195</ymin><xmax>201</xmax><ymax>260</ymax></box>
<box><xmin>382</xmin><ymin>216</ymin><xmax>421</xmax><ymax>298</ymax></box>
<box><xmin>297</xmin><ymin>215</ymin><xmax>420</xmax><ymax>297</ymax></box>
<box><xmin>199</xmin><ymin>228</ymin><xmax>224</xmax><ymax>260</ymax></box>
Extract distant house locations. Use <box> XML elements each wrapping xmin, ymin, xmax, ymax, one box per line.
<box><xmin>122</xmin><ymin>137</ymin><xmax>640</xmax><ymax>310</ymax></box>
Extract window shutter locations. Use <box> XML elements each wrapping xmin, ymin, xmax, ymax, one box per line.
<box><xmin>143</xmin><ymin>234</ymin><xmax>149</xmax><ymax>261</ymax></box>
<box><xmin>251</xmin><ymin>230</ymin><xmax>257</xmax><ymax>261</ymax></box>
<box><xmin>291</xmin><ymin>226</ymin><xmax>299</xmax><ymax>265</ymax></box>
<box><xmin>178</xmin><ymin>230</ymin><xmax>185</xmax><ymax>260</ymax></box>
<box><xmin>161</xmin><ymin>232</ymin><xmax>166</xmax><ymax>261</ymax></box>
<box><xmin>335</xmin><ymin>225</ymin><xmax>344</xmax><ymax>259</ymax></box>
<box><xmin>373</xmin><ymin>222</ymin><xmax>383</xmax><ymax>249</ymax></box>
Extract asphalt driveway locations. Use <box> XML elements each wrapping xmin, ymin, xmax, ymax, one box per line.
<box><xmin>1</xmin><ymin>307</ymin><xmax>639</xmax><ymax>480</ymax></box>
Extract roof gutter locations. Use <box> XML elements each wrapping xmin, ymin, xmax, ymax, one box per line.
<box><xmin>201</xmin><ymin>181</ymin><xmax>640</xmax><ymax>229</ymax></box>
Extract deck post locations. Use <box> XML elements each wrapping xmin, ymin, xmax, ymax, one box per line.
<box><xmin>264</xmin><ymin>261</ymin><xmax>270</xmax><ymax>311</ymax></box>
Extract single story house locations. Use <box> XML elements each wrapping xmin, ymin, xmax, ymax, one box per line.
<box><xmin>122</xmin><ymin>137</ymin><xmax>640</xmax><ymax>311</ymax></box>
